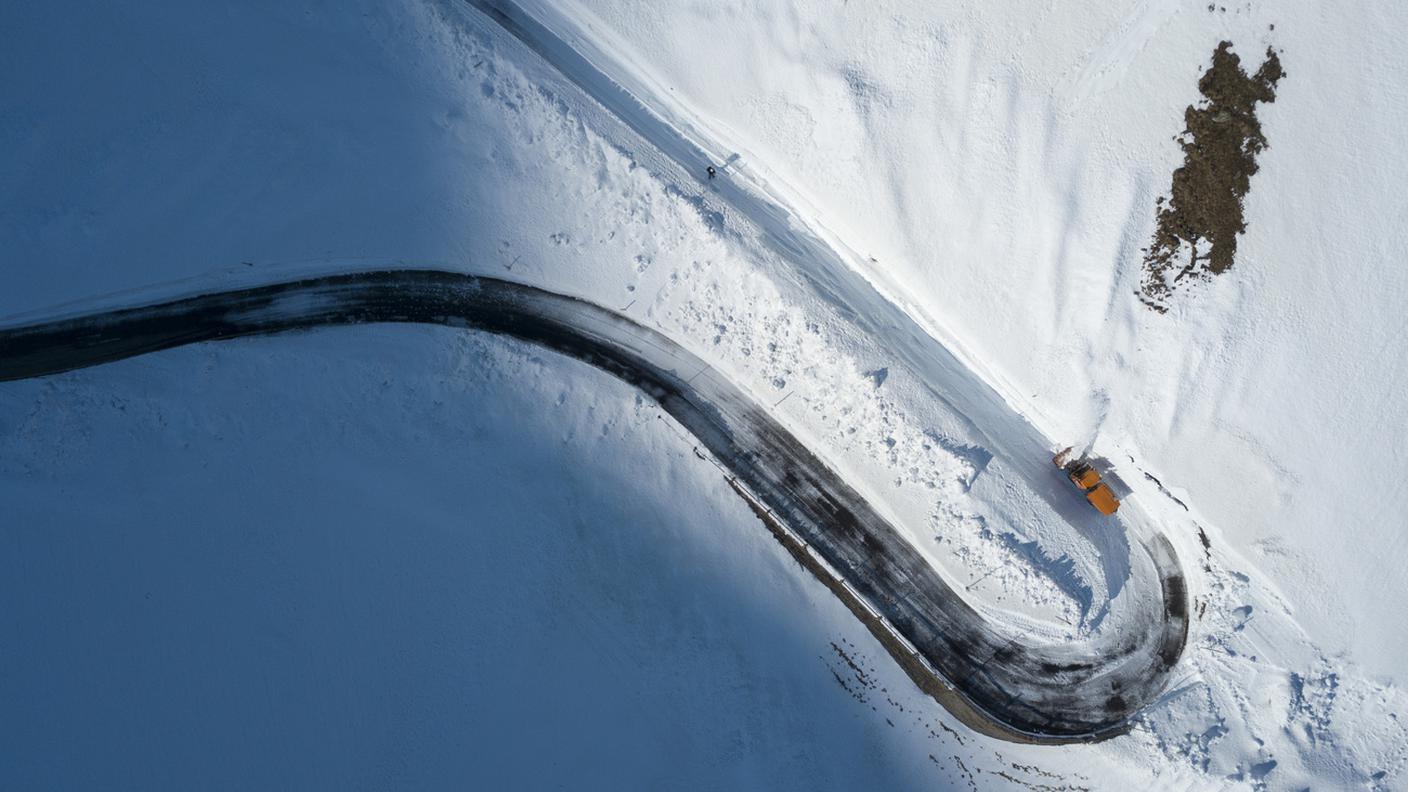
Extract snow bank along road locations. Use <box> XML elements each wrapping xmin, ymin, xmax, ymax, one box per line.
<box><xmin>0</xmin><ymin>270</ymin><xmax>1187</xmax><ymax>742</ymax></box>
<box><xmin>464</xmin><ymin>0</ymin><xmax>1147</xmax><ymax>615</ymax></box>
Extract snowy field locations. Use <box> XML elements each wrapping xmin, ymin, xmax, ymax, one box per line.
<box><xmin>2</xmin><ymin>0</ymin><xmax>1406</xmax><ymax>789</ymax></box>
<box><xmin>2</xmin><ymin>327</ymin><xmax>978</xmax><ymax>789</ymax></box>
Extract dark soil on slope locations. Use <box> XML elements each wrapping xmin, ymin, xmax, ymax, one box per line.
<box><xmin>1140</xmin><ymin>42</ymin><xmax>1285</xmax><ymax>312</ymax></box>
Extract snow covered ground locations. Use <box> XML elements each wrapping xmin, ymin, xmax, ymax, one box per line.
<box><xmin>2</xmin><ymin>0</ymin><xmax>1405</xmax><ymax>788</ymax></box>
<box><xmin>538</xmin><ymin>0</ymin><xmax>1408</xmax><ymax>676</ymax></box>
<box><xmin>1</xmin><ymin>327</ymin><xmax>971</xmax><ymax>788</ymax></box>
<box><xmin>501</xmin><ymin>0</ymin><xmax>1408</xmax><ymax>784</ymax></box>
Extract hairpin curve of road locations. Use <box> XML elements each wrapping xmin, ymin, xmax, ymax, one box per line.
<box><xmin>0</xmin><ymin>270</ymin><xmax>1188</xmax><ymax>743</ymax></box>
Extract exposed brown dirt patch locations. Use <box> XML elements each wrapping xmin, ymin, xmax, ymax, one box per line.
<box><xmin>1140</xmin><ymin>42</ymin><xmax>1285</xmax><ymax>312</ymax></box>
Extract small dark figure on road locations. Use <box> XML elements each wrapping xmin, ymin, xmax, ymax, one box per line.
<box><xmin>706</xmin><ymin>165</ymin><xmax>716</xmax><ymax>180</ymax></box>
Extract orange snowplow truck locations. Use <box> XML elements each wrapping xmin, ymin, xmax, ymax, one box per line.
<box><xmin>1053</xmin><ymin>450</ymin><xmax>1121</xmax><ymax>516</ymax></box>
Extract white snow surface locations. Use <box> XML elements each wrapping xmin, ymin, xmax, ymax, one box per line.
<box><xmin>4</xmin><ymin>326</ymin><xmax>1001</xmax><ymax>789</ymax></box>
<box><xmin>2</xmin><ymin>0</ymin><xmax>1406</xmax><ymax>789</ymax></box>
<box><xmin>541</xmin><ymin>0</ymin><xmax>1408</xmax><ymax>677</ymax></box>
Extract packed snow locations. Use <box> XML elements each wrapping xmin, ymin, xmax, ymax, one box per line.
<box><xmin>2</xmin><ymin>0</ymin><xmax>1405</xmax><ymax>788</ymax></box>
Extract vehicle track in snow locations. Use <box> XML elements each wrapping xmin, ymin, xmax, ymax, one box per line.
<box><xmin>0</xmin><ymin>270</ymin><xmax>1186</xmax><ymax>742</ymax></box>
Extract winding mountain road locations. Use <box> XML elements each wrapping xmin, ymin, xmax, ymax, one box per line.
<box><xmin>0</xmin><ymin>270</ymin><xmax>1187</xmax><ymax>742</ymax></box>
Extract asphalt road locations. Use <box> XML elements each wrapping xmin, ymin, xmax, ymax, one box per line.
<box><xmin>0</xmin><ymin>270</ymin><xmax>1187</xmax><ymax>742</ymax></box>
